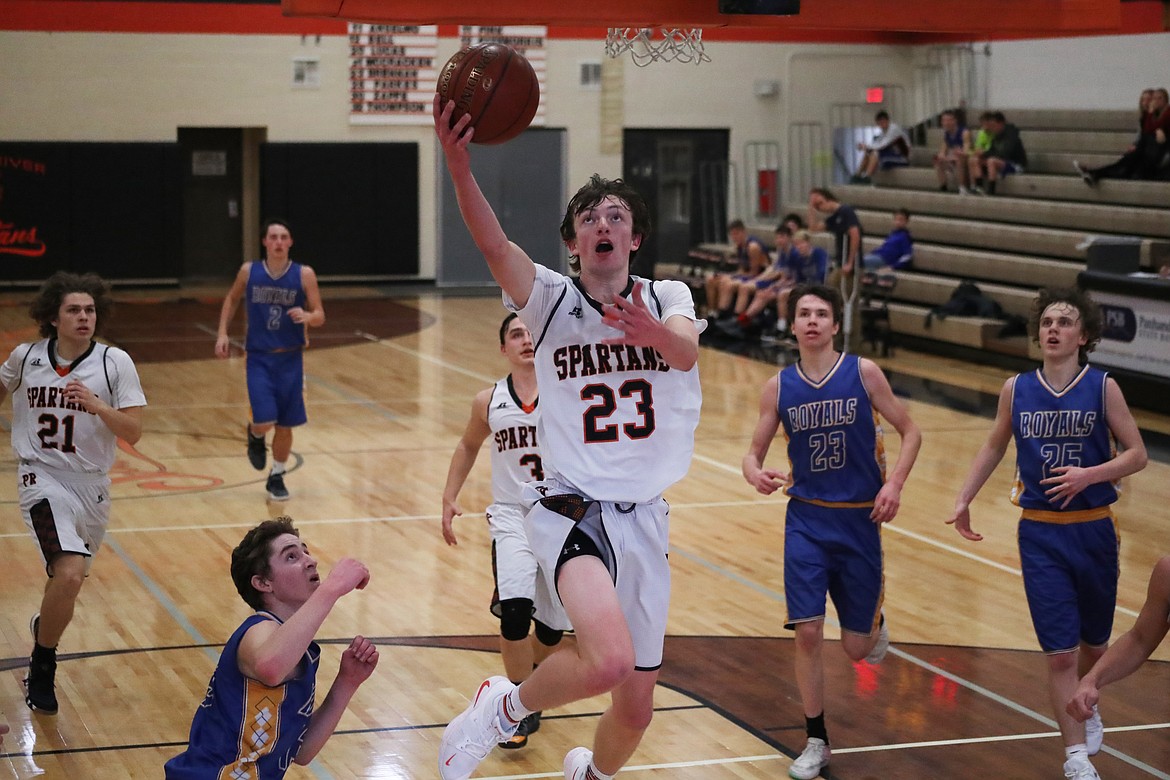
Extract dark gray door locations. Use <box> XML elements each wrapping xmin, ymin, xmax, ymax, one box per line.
<box><xmin>438</xmin><ymin>129</ymin><xmax>566</xmax><ymax>286</ymax></box>
<box><xmin>623</xmin><ymin>129</ymin><xmax>730</xmax><ymax>279</ymax></box>
<box><xmin>179</xmin><ymin>127</ymin><xmax>243</xmax><ymax>281</ymax></box>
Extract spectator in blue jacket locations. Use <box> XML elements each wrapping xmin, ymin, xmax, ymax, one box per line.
<box><xmin>862</xmin><ymin>209</ymin><xmax>913</xmax><ymax>271</ymax></box>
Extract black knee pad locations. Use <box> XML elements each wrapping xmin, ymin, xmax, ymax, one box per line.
<box><xmin>497</xmin><ymin>598</ymin><xmax>534</xmax><ymax>641</ymax></box>
<box><xmin>533</xmin><ymin>619</ymin><xmax>564</xmax><ymax>647</ymax></box>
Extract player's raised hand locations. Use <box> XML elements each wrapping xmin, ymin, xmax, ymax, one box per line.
<box><xmin>325</xmin><ymin>558</ymin><xmax>370</xmax><ymax>597</ymax></box>
<box><xmin>338</xmin><ymin>635</ymin><xmax>379</xmax><ymax>686</ymax></box>
<box><xmin>434</xmin><ymin>94</ymin><xmax>474</xmax><ymax>161</ymax></box>
<box><xmin>601</xmin><ymin>282</ymin><xmax>666</xmax><ymax>348</ymax></box>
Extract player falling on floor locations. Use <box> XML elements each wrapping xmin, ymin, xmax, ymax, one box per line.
<box><xmin>742</xmin><ymin>284</ymin><xmax>920</xmax><ymax>780</ymax></box>
<box><xmin>0</xmin><ymin>271</ymin><xmax>147</xmax><ymax>714</ymax></box>
<box><xmin>947</xmin><ymin>287</ymin><xmax>1148</xmax><ymax>780</ymax></box>
<box><xmin>440</xmin><ymin>312</ymin><xmax>572</xmax><ymax>750</ymax></box>
<box><xmin>434</xmin><ymin>94</ymin><xmax>704</xmax><ymax>780</ymax></box>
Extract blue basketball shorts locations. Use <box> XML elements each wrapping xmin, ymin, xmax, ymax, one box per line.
<box><xmin>246</xmin><ymin>350</ymin><xmax>307</xmax><ymax>427</ymax></box>
<box><xmin>784</xmin><ymin>498</ymin><xmax>884</xmax><ymax>636</ymax></box>
<box><xmin>1018</xmin><ymin>515</ymin><xmax>1119</xmax><ymax>653</ymax></box>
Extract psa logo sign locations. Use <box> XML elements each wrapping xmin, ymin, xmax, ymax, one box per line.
<box><xmin>1100</xmin><ymin>304</ymin><xmax>1136</xmax><ymax>343</ymax></box>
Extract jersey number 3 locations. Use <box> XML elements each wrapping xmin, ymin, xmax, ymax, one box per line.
<box><xmin>38</xmin><ymin>413</ymin><xmax>77</xmax><ymax>453</ymax></box>
<box><xmin>581</xmin><ymin>379</ymin><xmax>656</xmax><ymax>443</ymax></box>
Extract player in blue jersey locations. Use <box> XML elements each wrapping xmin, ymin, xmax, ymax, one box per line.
<box><xmin>215</xmin><ymin>219</ymin><xmax>325</xmax><ymax>501</ymax></box>
<box><xmin>742</xmin><ymin>284</ymin><xmax>920</xmax><ymax>780</ymax></box>
<box><xmin>947</xmin><ymin>287</ymin><xmax>1148</xmax><ymax>780</ymax></box>
<box><xmin>165</xmin><ymin>516</ymin><xmax>378</xmax><ymax>779</ymax></box>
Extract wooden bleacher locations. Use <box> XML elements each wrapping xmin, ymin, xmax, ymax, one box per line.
<box><xmin>665</xmin><ymin>109</ymin><xmax>1170</xmax><ymax>362</ymax></box>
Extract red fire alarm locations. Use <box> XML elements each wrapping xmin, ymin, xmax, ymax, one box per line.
<box><xmin>865</xmin><ymin>86</ymin><xmax>884</xmax><ymax>104</ymax></box>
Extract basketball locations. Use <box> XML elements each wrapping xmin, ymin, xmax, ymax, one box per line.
<box><xmin>436</xmin><ymin>43</ymin><xmax>540</xmax><ymax>145</ymax></box>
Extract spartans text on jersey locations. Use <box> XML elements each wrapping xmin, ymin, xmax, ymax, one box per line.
<box><xmin>553</xmin><ymin>343</ymin><xmax>672</xmax><ymax>381</ymax></box>
<box><xmin>26</xmin><ymin>385</ymin><xmax>95</xmax><ymax>414</ymax></box>
<box><xmin>495</xmin><ymin>425</ymin><xmax>538</xmax><ymax>452</ymax></box>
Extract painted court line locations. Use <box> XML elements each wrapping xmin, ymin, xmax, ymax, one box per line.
<box><xmin>476</xmin><ymin>723</ymin><xmax>1170</xmax><ymax>779</ymax></box>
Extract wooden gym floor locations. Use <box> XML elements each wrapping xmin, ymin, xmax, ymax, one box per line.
<box><xmin>0</xmin><ymin>290</ymin><xmax>1167</xmax><ymax>779</ymax></box>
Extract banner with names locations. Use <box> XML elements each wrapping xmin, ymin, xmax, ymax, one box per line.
<box><xmin>350</xmin><ymin>24</ymin><xmax>546</xmax><ymax>126</ymax></box>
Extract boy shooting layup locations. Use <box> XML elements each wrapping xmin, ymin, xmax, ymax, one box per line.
<box><xmin>434</xmin><ymin>95</ymin><xmax>704</xmax><ymax>780</ymax></box>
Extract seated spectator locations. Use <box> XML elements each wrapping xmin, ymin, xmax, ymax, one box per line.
<box><xmin>705</xmin><ymin>219</ymin><xmax>770</xmax><ymax>319</ymax></box>
<box><xmin>851</xmin><ymin>110</ymin><xmax>911</xmax><ymax>184</ymax></box>
<box><xmin>715</xmin><ymin>225</ymin><xmax>795</xmax><ymax>336</ymax></box>
<box><xmin>718</xmin><ymin>229</ymin><xmax>828</xmax><ymax>340</ymax></box>
<box><xmin>967</xmin><ymin>111</ymin><xmax>993</xmax><ymax>156</ymax></box>
<box><xmin>968</xmin><ymin>111</ymin><xmax>1027</xmax><ymax>195</ymax></box>
<box><xmin>725</xmin><ymin>224</ymin><xmax>796</xmax><ymax>318</ymax></box>
<box><xmin>933</xmin><ymin>109</ymin><xmax>972</xmax><ymax>193</ymax></box>
<box><xmin>781</xmin><ymin>211</ymin><xmax>806</xmax><ymax>232</ymax></box>
<box><xmin>1075</xmin><ymin>87</ymin><xmax>1170</xmax><ymax>184</ymax></box>
<box><xmin>862</xmin><ymin>208</ymin><xmax>913</xmax><ymax>271</ymax></box>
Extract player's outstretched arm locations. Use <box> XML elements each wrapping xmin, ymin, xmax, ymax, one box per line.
<box><xmin>238</xmin><ymin>558</ymin><xmax>370</xmax><ymax>686</ymax></box>
<box><xmin>742</xmin><ymin>375</ymin><xmax>788</xmax><ymax>495</ymax></box>
<box><xmin>946</xmin><ymin>378</ymin><xmax>1015</xmax><ymax>541</ymax></box>
<box><xmin>1068</xmin><ymin>557</ymin><xmax>1170</xmax><ymax>721</ymax></box>
<box><xmin>861</xmin><ymin>358</ymin><xmax>921</xmax><ymax>524</ymax></box>
<box><xmin>441</xmin><ymin>388</ymin><xmax>493</xmax><ymax>546</ymax></box>
<box><xmin>433</xmin><ymin>95</ymin><xmax>536</xmax><ymax>307</ymax></box>
<box><xmin>295</xmin><ymin>635</ymin><xmax>380</xmax><ymax>764</ymax></box>
<box><xmin>215</xmin><ymin>263</ymin><xmax>251</xmax><ymax>358</ymax></box>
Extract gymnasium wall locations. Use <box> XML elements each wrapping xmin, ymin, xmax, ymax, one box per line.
<box><xmin>1</xmin><ymin>20</ymin><xmax>1167</xmax><ymax>281</ymax></box>
<box><xmin>989</xmin><ymin>32</ymin><xmax>1170</xmax><ymax>109</ymax></box>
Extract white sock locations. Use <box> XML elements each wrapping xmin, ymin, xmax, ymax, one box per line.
<box><xmin>500</xmin><ymin>685</ymin><xmax>533</xmax><ymax>725</ymax></box>
<box><xmin>270</xmin><ymin>460</ymin><xmax>287</xmax><ymax>476</ymax></box>
<box><xmin>586</xmin><ymin>761</ymin><xmax>615</xmax><ymax>780</ymax></box>
<box><xmin>1065</xmin><ymin>744</ymin><xmax>1088</xmax><ymax>761</ymax></box>
<box><xmin>776</xmin><ymin>318</ymin><xmax>788</xmax><ymax>331</ymax></box>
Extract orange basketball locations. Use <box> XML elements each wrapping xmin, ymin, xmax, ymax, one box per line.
<box><xmin>436</xmin><ymin>43</ymin><xmax>540</xmax><ymax>145</ymax></box>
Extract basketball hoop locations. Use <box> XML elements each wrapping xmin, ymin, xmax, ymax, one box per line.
<box><xmin>605</xmin><ymin>28</ymin><xmax>710</xmax><ymax>67</ymax></box>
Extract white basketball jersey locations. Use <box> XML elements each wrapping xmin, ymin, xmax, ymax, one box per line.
<box><xmin>0</xmin><ymin>339</ymin><xmax>147</xmax><ymax>474</ymax></box>
<box><xmin>487</xmin><ymin>375</ymin><xmax>542</xmax><ymax>505</ymax></box>
<box><xmin>507</xmin><ymin>264</ymin><xmax>702</xmax><ymax>502</ymax></box>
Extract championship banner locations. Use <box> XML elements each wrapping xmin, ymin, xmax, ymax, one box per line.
<box><xmin>349</xmin><ymin>24</ymin><xmax>545</xmax><ymax>126</ymax></box>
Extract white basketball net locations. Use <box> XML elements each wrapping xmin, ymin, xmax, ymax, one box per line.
<box><xmin>605</xmin><ymin>27</ymin><xmax>709</xmax><ymax>67</ymax></box>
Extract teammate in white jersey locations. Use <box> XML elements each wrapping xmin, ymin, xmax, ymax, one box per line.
<box><xmin>435</xmin><ymin>97</ymin><xmax>704</xmax><ymax>780</ymax></box>
<box><xmin>0</xmin><ymin>272</ymin><xmax>147</xmax><ymax>714</ymax></box>
<box><xmin>440</xmin><ymin>312</ymin><xmax>570</xmax><ymax>750</ymax></box>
